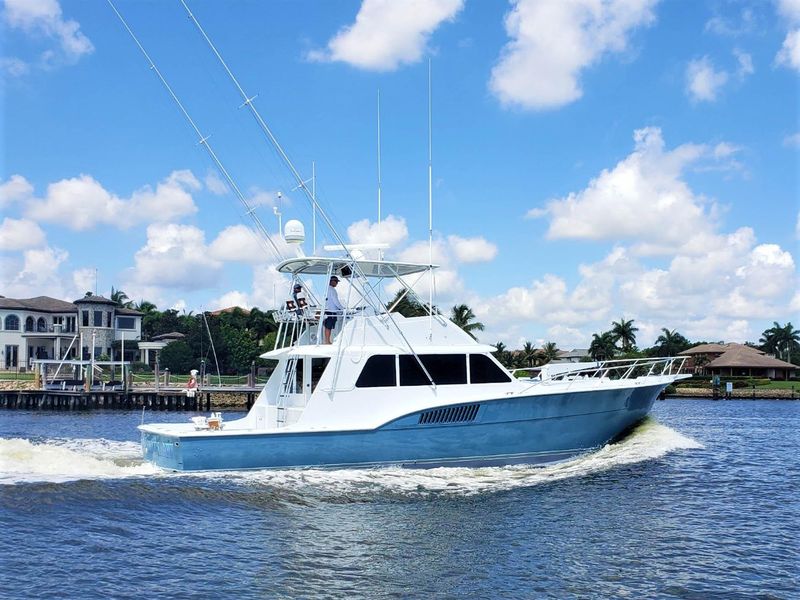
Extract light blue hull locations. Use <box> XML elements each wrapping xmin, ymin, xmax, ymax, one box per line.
<box><xmin>141</xmin><ymin>384</ymin><xmax>663</xmax><ymax>471</ymax></box>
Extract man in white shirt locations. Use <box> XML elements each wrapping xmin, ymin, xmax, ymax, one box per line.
<box><xmin>324</xmin><ymin>275</ymin><xmax>344</xmax><ymax>344</ymax></box>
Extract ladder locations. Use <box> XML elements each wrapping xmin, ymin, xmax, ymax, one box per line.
<box><xmin>276</xmin><ymin>356</ymin><xmax>298</xmax><ymax>426</ymax></box>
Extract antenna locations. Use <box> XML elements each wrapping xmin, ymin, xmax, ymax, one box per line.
<box><xmin>312</xmin><ymin>161</ymin><xmax>316</xmax><ymax>255</ymax></box>
<box><xmin>427</xmin><ymin>59</ymin><xmax>434</xmax><ymax>339</ymax></box>
<box><xmin>274</xmin><ymin>192</ymin><xmax>283</xmax><ymax>234</ymax></box>
<box><xmin>377</xmin><ymin>89</ymin><xmax>382</xmax><ymax>261</ymax></box>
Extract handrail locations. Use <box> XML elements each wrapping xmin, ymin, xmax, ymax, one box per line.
<box><xmin>514</xmin><ymin>356</ymin><xmax>689</xmax><ymax>384</ymax></box>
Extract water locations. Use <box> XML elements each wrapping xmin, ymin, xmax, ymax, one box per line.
<box><xmin>1</xmin><ymin>401</ymin><xmax>797</xmax><ymax>599</ymax></box>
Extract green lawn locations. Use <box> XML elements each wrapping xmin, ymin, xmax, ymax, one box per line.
<box><xmin>0</xmin><ymin>372</ymin><xmax>34</xmax><ymax>381</ymax></box>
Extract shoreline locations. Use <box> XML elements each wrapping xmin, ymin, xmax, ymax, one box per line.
<box><xmin>668</xmin><ymin>387</ymin><xmax>798</xmax><ymax>400</ymax></box>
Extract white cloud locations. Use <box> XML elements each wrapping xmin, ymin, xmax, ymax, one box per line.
<box><xmin>704</xmin><ymin>8</ymin><xmax>756</xmax><ymax>36</ymax></box>
<box><xmin>1</xmin><ymin>245</ymin><xmax>71</xmax><ymax>298</ymax></box>
<box><xmin>1</xmin><ymin>56</ymin><xmax>29</xmax><ymax>77</ymax></box>
<box><xmin>530</xmin><ymin>127</ymin><xmax>738</xmax><ymax>254</ymax></box>
<box><xmin>0</xmin><ymin>218</ymin><xmax>46</xmax><ymax>251</ymax></box>
<box><xmin>347</xmin><ymin>214</ymin><xmax>409</xmax><ymax>250</ymax></box>
<box><xmin>489</xmin><ymin>0</ymin><xmax>658</xmax><ymax>109</ymax></box>
<box><xmin>210</xmin><ymin>265</ymin><xmax>291</xmax><ymax>311</ymax></box>
<box><xmin>308</xmin><ymin>0</ymin><xmax>464</xmax><ymax>71</ymax></box>
<box><xmin>127</xmin><ymin>224</ymin><xmax>223</xmax><ymax>290</ymax></box>
<box><xmin>776</xmin><ymin>0</ymin><xmax>800</xmax><ymax>71</ymax></box>
<box><xmin>784</xmin><ymin>132</ymin><xmax>800</xmax><ymax>147</ymax></box>
<box><xmin>204</xmin><ymin>170</ymin><xmax>228</xmax><ymax>196</ymax></box>
<box><xmin>733</xmin><ymin>49</ymin><xmax>754</xmax><ymax>78</ymax></box>
<box><xmin>0</xmin><ymin>174</ymin><xmax>34</xmax><ymax>207</ymax></box>
<box><xmin>208</xmin><ymin>224</ymin><xmax>270</xmax><ymax>264</ymax></box>
<box><xmin>3</xmin><ymin>0</ymin><xmax>93</xmax><ymax>69</ymax></box>
<box><xmin>685</xmin><ymin>56</ymin><xmax>728</xmax><ymax>102</ymax></box>
<box><xmin>22</xmin><ymin>170</ymin><xmax>199</xmax><ymax>231</ymax></box>
<box><xmin>447</xmin><ymin>235</ymin><xmax>498</xmax><ymax>263</ymax></box>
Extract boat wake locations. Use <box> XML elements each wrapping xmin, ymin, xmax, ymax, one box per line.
<box><xmin>0</xmin><ymin>437</ymin><xmax>159</xmax><ymax>485</ymax></box>
<box><xmin>0</xmin><ymin>419</ymin><xmax>702</xmax><ymax>494</ymax></box>
<box><xmin>215</xmin><ymin>418</ymin><xmax>703</xmax><ymax>498</ymax></box>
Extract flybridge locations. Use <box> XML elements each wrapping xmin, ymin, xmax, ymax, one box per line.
<box><xmin>277</xmin><ymin>257</ymin><xmax>437</xmax><ymax>278</ymax></box>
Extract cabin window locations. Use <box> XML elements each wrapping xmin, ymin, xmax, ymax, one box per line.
<box><xmin>356</xmin><ymin>355</ymin><xmax>397</xmax><ymax>388</ymax></box>
<box><xmin>289</xmin><ymin>358</ymin><xmax>304</xmax><ymax>394</ymax></box>
<box><xmin>469</xmin><ymin>354</ymin><xmax>512</xmax><ymax>384</ymax></box>
<box><xmin>399</xmin><ymin>354</ymin><xmax>468</xmax><ymax>386</ymax></box>
<box><xmin>311</xmin><ymin>358</ymin><xmax>330</xmax><ymax>392</ymax></box>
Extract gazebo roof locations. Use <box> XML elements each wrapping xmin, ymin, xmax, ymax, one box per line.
<box><xmin>706</xmin><ymin>346</ymin><xmax>797</xmax><ymax>369</ymax></box>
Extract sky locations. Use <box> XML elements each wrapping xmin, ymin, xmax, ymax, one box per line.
<box><xmin>1</xmin><ymin>0</ymin><xmax>798</xmax><ymax>349</ymax></box>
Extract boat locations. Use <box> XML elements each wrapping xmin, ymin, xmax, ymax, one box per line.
<box><xmin>107</xmin><ymin>3</ymin><xmax>690</xmax><ymax>471</ymax></box>
<box><xmin>140</xmin><ymin>253</ymin><xmax>689</xmax><ymax>471</ymax></box>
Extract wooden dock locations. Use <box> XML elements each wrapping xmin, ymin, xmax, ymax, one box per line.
<box><xmin>0</xmin><ymin>386</ymin><xmax>260</xmax><ymax>412</ymax></box>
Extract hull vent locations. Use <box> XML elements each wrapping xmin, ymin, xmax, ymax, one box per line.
<box><xmin>418</xmin><ymin>404</ymin><xmax>480</xmax><ymax>425</ymax></box>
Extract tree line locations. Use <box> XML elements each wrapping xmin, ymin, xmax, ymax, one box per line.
<box><xmin>112</xmin><ymin>287</ymin><xmax>799</xmax><ymax>373</ymax></box>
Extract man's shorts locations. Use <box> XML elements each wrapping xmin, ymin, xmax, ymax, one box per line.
<box><xmin>324</xmin><ymin>314</ymin><xmax>337</xmax><ymax>330</ymax></box>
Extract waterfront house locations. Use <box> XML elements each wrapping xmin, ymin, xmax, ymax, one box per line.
<box><xmin>679</xmin><ymin>342</ymin><xmax>797</xmax><ymax>380</ymax></box>
<box><xmin>0</xmin><ymin>294</ymin><xmax>143</xmax><ymax>370</ymax></box>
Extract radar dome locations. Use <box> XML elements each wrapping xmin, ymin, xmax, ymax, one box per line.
<box><xmin>284</xmin><ymin>220</ymin><xmax>305</xmax><ymax>244</ymax></box>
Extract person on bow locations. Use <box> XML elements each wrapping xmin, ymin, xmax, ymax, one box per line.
<box><xmin>324</xmin><ymin>275</ymin><xmax>343</xmax><ymax>344</ymax></box>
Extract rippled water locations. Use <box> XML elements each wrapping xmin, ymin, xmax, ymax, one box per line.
<box><xmin>1</xmin><ymin>400</ymin><xmax>797</xmax><ymax>599</ymax></box>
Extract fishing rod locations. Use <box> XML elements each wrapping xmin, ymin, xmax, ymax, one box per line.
<box><xmin>106</xmin><ymin>0</ymin><xmax>286</xmax><ymax>267</ymax></box>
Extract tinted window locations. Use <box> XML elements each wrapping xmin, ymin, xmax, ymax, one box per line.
<box><xmin>356</xmin><ymin>355</ymin><xmax>396</xmax><ymax>388</ymax></box>
<box><xmin>399</xmin><ymin>355</ymin><xmax>429</xmax><ymax>386</ymax></box>
<box><xmin>470</xmin><ymin>354</ymin><xmax>512</xmax><ymax>383</ymax></box>
<box><xmin>311</xmin><ymin>358</ymin><xmax>330</xmax><ymax>392</ymax></box>
<box><xmin>399</xmin><ymin>354</ymin><xmax>468</xmax><ymax>386</ymax></box>
<box><xmin>423</xmin><ymin>354</ymin><xmax>467</xmax><ymax>385</ymax></box>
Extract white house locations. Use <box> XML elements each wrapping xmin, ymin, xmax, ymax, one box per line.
<box><xmin>0</xmin><ymin>294</ymin><xmax>143</xmax><ymax>370</ymax></box>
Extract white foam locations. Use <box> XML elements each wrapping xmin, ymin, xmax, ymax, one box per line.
<box><xmin>199</xmin><ymin>419</ymin><xmax>703</xmax><ymax>497</ymax></box>
<box><xmin>0</xmin><ymin>437</ymin><xmax>159</xmax><ymax>485</ymax></box>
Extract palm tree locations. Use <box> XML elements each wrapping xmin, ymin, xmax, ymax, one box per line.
<box><xmin>760</xmin><ymin>322</ymin><xmax>800</xmax><ymax>361</ymax></box>
<box><xmin>493</xmin><ymin>342</ymin><xmax>511</xmax><ymax>367</ymax></box>
<box><xmin>386</xmin><ymin>289</ymin><xmax>427</xmax><ymax>317</ymax></box>
<box><xmin>450</xmin><ymin>304</ymin><xmax>485</xmax><ymax>340</ymax></box>
<box><xmin>521</xmin><ymin>341</ymin><xmax>538</xmax><ymax>367</ymax></box>
<box><xmin>110</xmin><ymin>286</ymin><xmax>132</xmax><ymax>308</ymax></box>
<box><xmin>135</xmin><ymin>300</ymin><xmax>158</xmax><ymax>314</ymax></box>
<box><xmin>541</xmin><ymin>341</ymin><xmax>559</xmax><ymax>364</ymax></box>
<box><xmin>654</xmin><ymin>328</ymin><xmax>690</xmax><ymax>357</ymax></box>
<box><xmin>610</xmin><ymin>318</ymin><xmax>639</xmax><ymax>353</ymax></box>
<box><xmin>589</xmin><ymin>331</ymin><xmax>617</xmax><ymax>361</ymax></box>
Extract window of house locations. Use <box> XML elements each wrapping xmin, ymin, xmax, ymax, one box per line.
<box><xmin>82</xmin><ymin>311</ymin><xmax>89</xmax><ymax>327</ymax></box>
<box><xmin>25</xmin><ymin>317</ymin><xmax>34</xmax><ymax>332</ymax></box>
<box><xmin>93</xmin><ymin>311</ymin><xmax>103</xmax><ymax>327</ymax></box>
<box><xmin>4</xmin><ymin>315</ymin><xmax>20</xmax><ymax>331</ymax></box>
<box><xmin>94</xmin><ymin>346</ymin><xmax>102</xmax><ymax>358</ymax></box>
<box><xmin>53</xmin><ymin>316</ymin><xmax>63</xmax><ymax>325</ymax></box>
<box><xmin>356</xmin><ymin>355</ymin><xmax>397</xmax><ymax>388</ymax></box>
<box><xmin>106</xmin><ymin>312</ymin><xmax>112</xmax><ymax>328</ymax></box>
<box><xmin>469</xmin><ymin>354</ymin><xmax>512</xmax><ymax>384</ymax></box>
<box><xmin>66</xmin><ymin>316</ymin><xmax>76</xmax><ymax>332</ymax></box>
<box><xmin>116</xmin><ymin>316</ymin><xmax>136</xmax><ymax>330</ymax></box>
<box><xmin>37</xmin><ymin>317</ymin><xmax>47</xmax><ymax>332</ymax></box>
